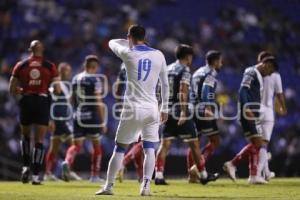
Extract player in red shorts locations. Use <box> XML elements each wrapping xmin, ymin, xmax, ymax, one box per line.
<box><xmin>9</xmin><ymin>40</ymin><xmax>61</xmax><ymax>185</ymax></box>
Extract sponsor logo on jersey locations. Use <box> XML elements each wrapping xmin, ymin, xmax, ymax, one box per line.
<box><xmin>30</xmin><ymin>68</ymin><xmax>41</xmax><ymax>79</ymax></box>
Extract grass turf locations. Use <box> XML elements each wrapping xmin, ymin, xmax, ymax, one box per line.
<box><xmin>0</xmin><ymin>178</ymin><xmax>299</xmax><ymax>200</ymax></box>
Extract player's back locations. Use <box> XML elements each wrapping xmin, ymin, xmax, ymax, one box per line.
<box><xmin>192</xmin><ymin>65</ymin><xmax>217</xmax><ymax>104</ymax></box>
<box><xmin>72</xmin><ymin>71</ymin><xmax>101</xmax><ymax>121</ymax></box>
<box><xmin>118</xmin><ymin>44</ymin><xmax>166</xmax><ymax>108</ymax></box>
<box><xmin>167</xmin><ymin>62</ymin><xmax>191</xmax><ymax>110</ymax></box>
<box><xmin>239</xmin><ymin>66</ymin><xmax>263</xmax><ymax>104</ymax></box>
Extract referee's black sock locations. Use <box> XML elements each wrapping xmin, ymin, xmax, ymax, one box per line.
<box><xmin>32</xmin><ymin>143</ymin><xmax>45</xmax><ymax>176</ymax></box>
<box><xmin>20</xmin><ymin>136</ymin><xmax>31</xmax><ymax>167</ymax></box>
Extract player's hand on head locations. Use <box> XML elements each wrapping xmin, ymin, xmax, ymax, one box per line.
<box><xmin>160</xmin><ymin>112</ymin><xmax>168</xmax><ymax>124</ymax></box>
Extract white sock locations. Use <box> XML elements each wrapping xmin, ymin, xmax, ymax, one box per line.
<box><xmin>105</xmin><ymin>151</ymin><xmax>124</xmax><ymax>188</ymax></box>
<box><xmin>263</xmin><ymin>152</ymin><xmax>271</xmax><ymax>176</ymax></box>
<box><xmin>143</xmin><ymin>148</ymin><xmax>155</xmax><ymax>181</ymax></box>
<box><xmin>155</xmin><ymin>171</ymin><xmax>164</xmax><ymax>179</ymax></box>
<box><xmin>258</xmin><ymin>146</ymin><xmax>268</xmax><ymax>177</ymax></box>
<box><xmin>199</xmin><ymin>169</ymin><xmax>208</xmax><ymax>179</ymax></box>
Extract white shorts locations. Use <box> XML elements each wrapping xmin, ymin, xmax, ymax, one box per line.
<box><xmin>261</xmin><ymin>120</ymin><xmax>274</xmax><ymax>141</ymax></box>
<box><xmin>115</xmin><ymin>106</ymin><xmax>160</xmax><ymax>144</ymax></box>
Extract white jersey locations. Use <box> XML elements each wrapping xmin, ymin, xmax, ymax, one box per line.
<box><xmin>261</xmin><ymin>72</ymin><xmax>283</xmax><ymax>121</ymax></box>
<box><xmin>109</xmin><ymin>39</ymin><xmax>169</xmax><ymax>112</ymax></box>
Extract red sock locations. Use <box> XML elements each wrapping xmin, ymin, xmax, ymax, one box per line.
<box><xmin>155</xmin><ymin>154</ymin><xmax>165</xmax><ymax>172</ymax></box>
<box><xmin>196</xmin><ymin>154</ymin><xmax>206</xmax><ymax>172</ymax></box>
<box><xmin>187</xmin><ymin>148</ymin><xmax>205</xmax><ymax>172</ymax></box>
<box><xmin>202</xmin><ymin>143</ymin><xmax>216</xmax><ymax>160</ymax></box>
<box><xmin>45</xmin><ymin>151</ymin><xmax>56</xmax><ymax>175</ymax></box>
<box><xmin>249</xmin><ymin>146</ymin><xmax>260</xmax><ymax>176</ymax></box>
<box><xmin>186</xmin><ymin>148</ymin><xmax>194</xmax><ymax>171</ymax></box>
<box><xmin>65</xmin><ymin>144</ymin><xmax>81</xmax><ymax>166</ymax></box>
<box><xmin>91</xmin><ymin>144</ymin><xmax>102</xmax><ymax>177</ymax></box>
<box><xmin>133</xmin><ymin>149</ymin><xmax>144</xmax><ymax>180</ymax></box>
<box><xmin>231</xmin><ymin>144</ymin><xmax>253</xmax><ymax>166</ymax></box>
<box><xmin>123</xmin><ymin>142</ymin><xmax>143</xmax><ymax>166</ymax></box>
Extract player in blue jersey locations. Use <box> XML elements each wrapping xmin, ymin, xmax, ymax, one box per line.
<box><xmin>44</xmin><ymin>62</ymin><xmax>72</xmax><ymax>181</ymax></box>
<box><xmin>155</xmin><ymin>44</ymin><xmax>218</xmax><ymax>185</ymax></box>
<box><xmin>61</xmin><ymin>55</ymin><xmax>107</xmax><ymax>182</ymax></box>
<box><xmin>223</xmin><ymin>56</ymin><xmax>278</xmax><ymax>184</ymax></box>
<box><xmin>44</xmin><ymin>62</ymin><xmax>82</xmax><ymax>181</ymax></box>
<box><xmin>187</xmin><ymin>50</ymin><xmax>223</xmax><ymax>183</ymax></box>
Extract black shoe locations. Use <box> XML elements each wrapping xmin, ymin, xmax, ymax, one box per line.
<box><xmin>200</xmin><ymin>173</ymin><xmax>220</xmax><ymax>185</ymax></box>
<box><xmin>21</xmin><ymin>167</ymin><xmax>30</xmax><ymax>184</ymax></box>
<box><xmin>32</xmin><ymin>175</ymin><xmax>42</xmax><ymax>185</ymax></box>
<box><xmin>61</xmin><ymin>161</ymin><xmax>70</xmax><ymax>182</ymax></box>
<box><xmin>32</xmin><ymin>181</ymin><xmax>42</xmax><ymax>185</ymax></box>
<box><xmin>155</xmin><ymin>178</ymin><xmax>168</xmax><ymax>185</ymax></box>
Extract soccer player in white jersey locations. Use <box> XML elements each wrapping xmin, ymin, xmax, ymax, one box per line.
<box><xmin>257</xmin><ymin>51</ymin><xmax>286</xmax><ymax>181</ymax></box>
<box><xmin>95</xmin><ymin>25</ymin><xmax>169</xmax><ymax>196</ymax></box>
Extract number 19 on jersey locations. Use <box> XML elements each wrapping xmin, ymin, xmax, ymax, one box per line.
<box><xmin>138</xmin><ymin>59</ymin><xmax>151</xmax><ymax>81</ymax></box>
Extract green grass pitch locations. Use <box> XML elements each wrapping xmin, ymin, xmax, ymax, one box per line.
<box><xmin>0</xmin><ymin>178</ymin><xmax>299</xmax><ymax>200</ymax></box>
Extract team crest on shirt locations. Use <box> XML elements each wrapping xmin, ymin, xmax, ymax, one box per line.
<box><xmin>30</xmin><ymin>68</ymin><xmax>41</xmax><ymax>79</ymax></box>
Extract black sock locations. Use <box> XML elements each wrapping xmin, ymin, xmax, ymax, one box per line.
<box><xmin>32</xmin><ymin>143</ymin><xmax>45</xmax><ymax>176</ymax></box>
<box><xmin>20</xmin><ymin>136</ymin><xmax>31</xmax><ymax>167</ymax></box>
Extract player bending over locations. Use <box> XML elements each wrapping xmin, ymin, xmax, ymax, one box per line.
<box><xmin>95</xmin><ymin>24</ymin><xmax>169</xmax><ymax>196</ymax></box>
<box><xmin>223</xmin><ymin>56</ymin><xmax>278</xmax><ymax>184</ymax></box>
<box><xmin>9</xmin><ymin>40</ymin><xmax>61</xmax><ymax>185</ymax></box>
<box><xmin>188</xmin><ymin>50</ymin><xmax>223</xmax><ymax>183</ymax></box>
<box><xmin>61</xmin><ymin>55</ymin><xmax>107</xmax><ymax>182</ymax></box>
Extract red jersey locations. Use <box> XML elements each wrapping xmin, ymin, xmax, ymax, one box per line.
<box><xmin>12</xmin><ymin>56</ymin><xmax>58</xmax><ymax>95</ymax></box>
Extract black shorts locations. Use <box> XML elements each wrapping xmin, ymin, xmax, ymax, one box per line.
<box><xmin>53</xmin><ymin>120</ymin><xmax>73</xmax><ymax>138</ymax></box>
<box><xmin>240</xmin><ymin>116</ymin><xmax>263</xmax><ymax>138</ymax></box>
<box><xmin>194</xmin><ymin>118</ymin><xmax>219</xmax><ymax>137</ymax></box>
<box><xmin>19</xmin><ymin>95</ymin><xmax>50</xmax><ymax>126</ymax></box>
<box><xmin>162</xmin><ymin>114</ymin><xmax>198</xmax><ymax>141</ymax></box>
<box><xmin>73</xmin><ymin>119</ymin><xmax>101</xmax><ymax>139</ymax></box>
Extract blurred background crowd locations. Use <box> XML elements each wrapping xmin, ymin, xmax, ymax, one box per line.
<box><xmin>0</xmin><ymin>0</ymin><xmax>299</xmax><ymax>179</ymax></box>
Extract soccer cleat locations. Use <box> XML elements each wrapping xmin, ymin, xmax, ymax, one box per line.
<box><xmin>248</xmin><ymin>176</ymin><xmax>268</xmax><ymax>184</ymax></box>
<box><xmin>140</xmin><ymin>188</ymin><xmax>151</xmax><ymax>196</ymax></box>
<box><xmin>89</xmin><ymin>176</ymin><xmax>105</xmax><ymax>183</ymax></box>
<box><xmin>44</xmin><ymin>173</ymin><xmax>59</xmax><ymax>181</ymax></box>
<box><xmin>140</xmin><ymin>179</ymin><xmax>151</xmax><ymax>196</ymax></box>
<box><xmin>265</xmin><ymin>171</ymin><xmax>275</xmax><ymax>182</ymax></box>
<box><xmin>32</xmin><ymin>175</ymin><xmax>42</xmax><ymax>185</ymax></box>
<box><xmin>21</xmin><ymin>166</ymin><xmax>30</xmax><ymax>184</ymax></box>
<box><xmin>95</xmin><ymin>184</ymin><xmax>114</xmax><ymax>195</ymax></box>
<box><xmin>95</xmin><ymin>188</ymin><xmax>114</xmax><ymax>195</ymax></box>
<box><xmin>69</xmin><ymin>171</ymin><xmax>82</xmax><ymax>181</ymax></box>
<box><xmin>61</xmin><ymin>161</ymin><xmax>71</xmax><ymax>182</ymax></box>
<box><xmin>154</xmin><ymin>178</ymin><xmax>168</xmax><ymax>185</ymax></box>
<box><xmin>200</xmin><ymin>173</ymin><xmax>220</xmax><ymax>185</ymax></box>
<box><xmin>223</xmin><ymin>161</ymin><xmax>237</xmax><ymax>182</ymax></box>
